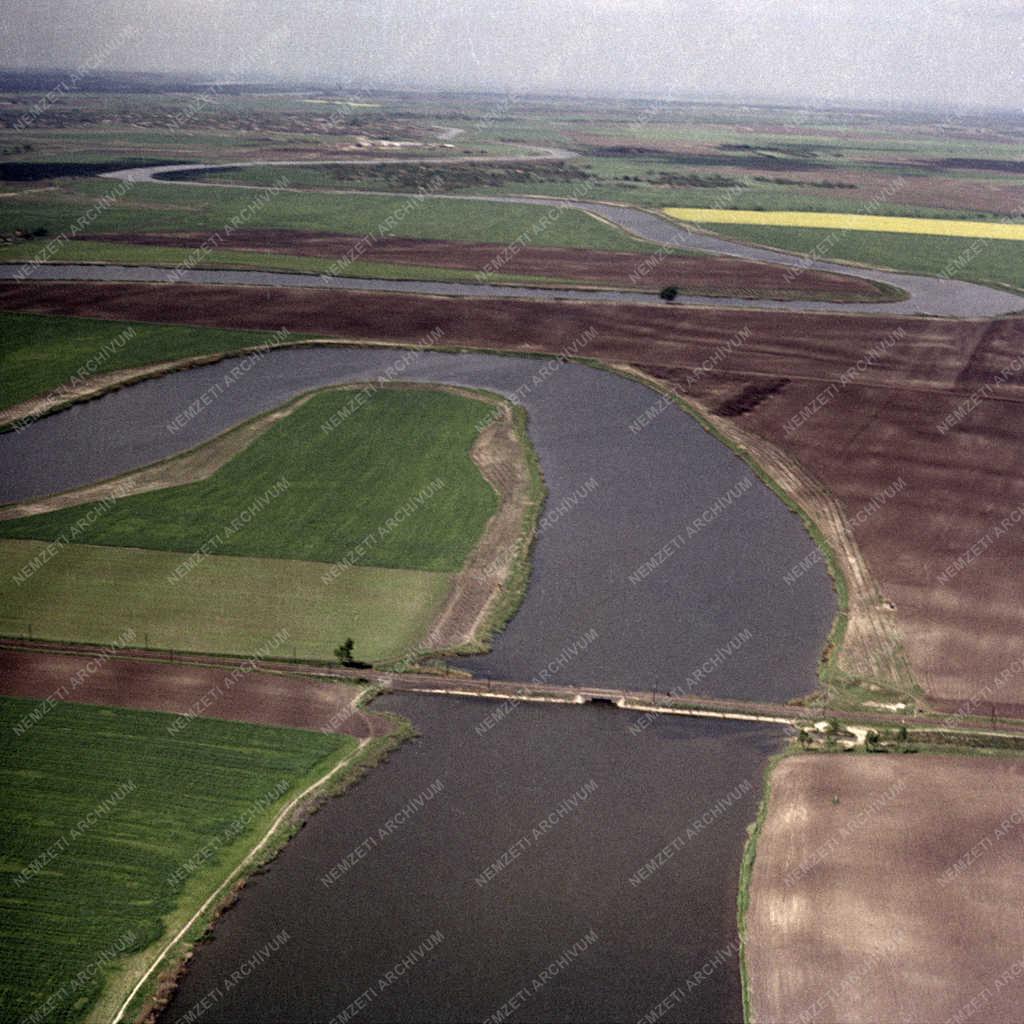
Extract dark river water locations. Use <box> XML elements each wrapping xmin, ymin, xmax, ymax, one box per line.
<box><xmin>163</xmin><ymin>695</ymin><xmax>782</xmax><ymax>1024</ymax></box>
<box><xmin>3</xmin><ymin>346</ymin><xmax>832</xmax><ymax>1021</ymax></box>
<box><xmin>1</xmin><ymin>347</ymin><xmax>834</xmax><ymax>701</ymax></box>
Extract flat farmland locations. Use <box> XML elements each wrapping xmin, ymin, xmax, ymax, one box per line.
<box><xmin>0</xmin><ymin>279</ymin><xmax>994</xmax><ymax>386</ymax></box>
<box><xmin>0</xmin><ymin>695</ymin><xmax>356</xmax><ymax>1024</ymax></box>
<box><xmin>0</xmin><ymin>539</ymin><xmax>450</xmax><ymax>662</ymax></box>
<box><xmin>2</xmin><ymin>283</ymin><xmax>1024</xmax><ymax>706</ymax></box>
<box><xmin>0</xmin><ymin>179</ymin><xmax>660</xmax><ymax>251</ymax></box>
<box><xmin>76</xmin><ymin>228</ymin><xmax>899</xmax><ymax>300</ymax></box>
<box><xmin>745</xmin><ymin>755</ymin><xmax>1024</xmax><ymax>1024</ymax></box>
<box><xmin>0</xmin><ymin>648</ymin><xmax>388</xmax><ymax>738</ymax></box>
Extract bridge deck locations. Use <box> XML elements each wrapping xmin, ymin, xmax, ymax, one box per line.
<box><xmin>3</xmin><ymin>637</ymin><xmax>1022</xmax><ymax>740</ymax></box>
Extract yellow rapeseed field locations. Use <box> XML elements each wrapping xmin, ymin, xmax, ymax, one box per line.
<box><xmin>663</xmin><ymin>207</ymin><xmax>1024</xmax><ymax>241</ymax></box>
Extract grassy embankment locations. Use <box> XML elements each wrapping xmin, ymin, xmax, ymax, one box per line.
<box><xmin>0</xmin><ymin>388</ymin><xmax>501</xmax><ymax>661</ymax></box>
<box><xmin>736</xmin><ymin>751</ymin><xmax>783</xmax><ymax>1024</ymax></box>
<box><xmin>0</xmin><ymin>696</ymin><xmax>374</xmax><ymax>1024</ymax></box>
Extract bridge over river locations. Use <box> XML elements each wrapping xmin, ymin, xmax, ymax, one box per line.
<box><xmin>4</xmin><ymin>638</ymin><xmax>1022</xmax><ymax>743</ymax></box>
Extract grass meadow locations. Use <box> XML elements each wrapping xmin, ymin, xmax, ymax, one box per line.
<box><xmin>0</xmin><ymin>389</ymin><xmax>499</xmax><ymax>571</ymax></box>
<box><xmin>0</xmin><ymin>696</ymin><xmax>355</xmax><ymax>1024</ymax></box>
<box><xmin>0</xmin><ymin>312</ymin><xmax>311</xmax><ymax>413</ymax></box>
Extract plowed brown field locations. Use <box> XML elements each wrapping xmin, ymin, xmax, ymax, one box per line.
<box><xmin>79</xmin><ymin>229</ymin><xmax>893</xmax><ymax>299</ymax></box>
<box><xmin>746</xmin><ymin>755</ymin><xmax>1024</xmax><ymax>1023</ymax></box>
<box><xmin>0</xmin><ymin>647</ymin><xmax>387</xmax><ymax>737</ymax></box>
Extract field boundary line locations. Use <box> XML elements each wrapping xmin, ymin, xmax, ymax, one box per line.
<box><xmin>111</xmin><ymin>735</ymin><xmax>370</xmax><ymax>1023</ymax></box>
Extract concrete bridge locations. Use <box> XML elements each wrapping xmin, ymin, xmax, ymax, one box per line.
<box><xmin>375</xmin><ymin>672</ymin><xmax>805</xmax><ymax>727</ymax></box>
<box><xmin>4</xmin><ymin>637</ymin><xmax>1023</xmax><ymax>742</ymax></box>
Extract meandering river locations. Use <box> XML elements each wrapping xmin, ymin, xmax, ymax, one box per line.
<box><xmin>3</xmin><ymin>223</ymin><xmax>843</xmax><ymax>1020</ymax></box>
<box><xmin>2</xmin><ymin>138</ymin><xmax>1007</xmax><ymax>1021</ymax></box>
<box><xmin>0</xmin><ymin>347</ymin><xmax>834</xmax><ymax>701</ymax></box>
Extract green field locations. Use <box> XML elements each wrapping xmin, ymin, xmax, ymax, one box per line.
<box><xmin>0</xmin><ymin>312</ymin><xmax>310</xmax><ymax>413</ymax></box>
<box><xmin>0</xmin><ymin>540</ymin><xmax>450</xmax><ymax>661</ymax></box>
<box><xmin>1</xmin><ymin>177</ymin><xmax>658</xmax><ymax>252</ymax></box>
<box><xmin>172</xmin><ymin>154</ymin><xmax>1021</xmax><ymax>220</ymax></box>
<box><xmin>0</xmin><ymin>388</ymin><xmax>498</xmax><ymax>571</ymax></box>
<box><xmin>697</xmin><ymin>221</ymin><xmax>1024</xmax><ymax>294</ymax></box>
<box><xmin>0</xmin><ymin>696</ymin><xmax>355</xmax><ymax>1024</ymax></box>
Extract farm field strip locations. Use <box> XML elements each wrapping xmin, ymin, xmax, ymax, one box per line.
<box><xmin>664</xmin><ymin>205</ymin><xmax>1024</xmax><ymax>240</ymax></box>
<box><xmin>0</xmin><ymin>538</ymin><xmax>451</xmax><ymax>663</ymax></box>
<box><xmin>0</xmin><ymin>696</ymin><xmax>357</xmax><ymax>1024</ymax></box>
<box><xmin>0</xmin><ymin>647</ymin><xmax>386</xmax><ymax>737</ymax></box>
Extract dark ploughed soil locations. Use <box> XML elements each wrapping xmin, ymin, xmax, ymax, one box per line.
<box><xmin>0</xmin><ymin>648</ymin><xmax>387</xmax><ymax>737</ymax></box>
<box><xmin>79</xmin><ymin>229</ymin><xmax>893</xmax><ymax>299</ymax></box>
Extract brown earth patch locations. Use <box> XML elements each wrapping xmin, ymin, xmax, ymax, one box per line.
<box><xmin>746</xmin><ymin>755</ymin><xmax>1024</xmax><ymax>1024</ymax></box>
<box><xmin>78</xmin><ymin>228</ymin><xmax>893</xmax><ymax>300</ymax></box>
<box><xmin>424</xmin><ymin>400</ymin><xmax>535</xmax><ymax>652</ymax></box>
<box><xmin>2</xmin><ymin>280</ymin><xmax>1023</xmax><ymax>707</ymax></box>
<box><xmin>0</xmin><ymin>646</ymin><xmax>390</xmax><ymax>737</ymax></box>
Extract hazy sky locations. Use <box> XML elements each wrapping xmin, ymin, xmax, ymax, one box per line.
<box><xmin>1</xmin><ymin>0</ymin><xmax>1021</xmax><ymax>111</ymax></box>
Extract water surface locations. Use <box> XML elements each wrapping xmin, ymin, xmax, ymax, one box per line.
<box><xmin>1</xmin><ymin>347</ymin><xmax>834</xmax><ymax>701</ymax></box>
<box><xmin>163</xmin><ymin>695</ymin><xmax>783</xmax><ymax>1023</ymax></box>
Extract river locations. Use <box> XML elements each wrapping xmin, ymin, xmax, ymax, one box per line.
<box><xmin>0</xmin><ymin>347</ymin><xmax>835</xmax><ymax>701</ymax></box>
<box><xmin>163</xmin><ymin>695</ymin><xmax>783</xmax><ymax>1024</ymax></box>
<box><xmin>3</xmin><ymin>307</ymin><xmax>836</xmax><ymax>1024</ymax></box>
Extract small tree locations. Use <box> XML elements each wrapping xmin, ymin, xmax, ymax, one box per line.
<box><xmin>334</xmin><ymin>638</ymin><xmax>356</xmax><ymax>666</ymax></box>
